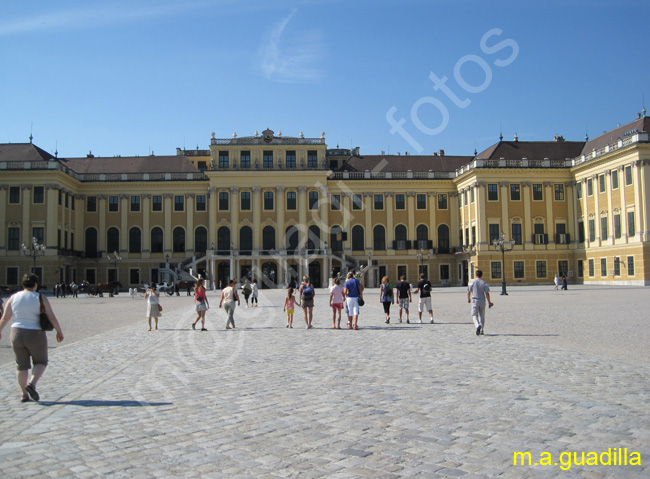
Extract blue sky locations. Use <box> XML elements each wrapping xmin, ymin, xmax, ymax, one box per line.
<box><xmin>1</xmin><ymin>0</ymin><xmax>648</xmax><ymax>158</ymax></box>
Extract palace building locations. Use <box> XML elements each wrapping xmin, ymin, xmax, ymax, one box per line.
<box><xmin>1</xmin><ymin>117</ymin><xmax>649</xmax><ymax>290</ymax></box>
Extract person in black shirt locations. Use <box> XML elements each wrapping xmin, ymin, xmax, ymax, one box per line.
<box><xmin>395</xmin><ymin>275</ymin><xmax>412</xmax><ymax>323</ymax></box>
<box><xmin>413</xmin><ymin>272</ymin><xmax>433</xmax><ymax>324</ymax></box>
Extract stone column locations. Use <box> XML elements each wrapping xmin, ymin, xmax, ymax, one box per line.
<box><xmin>119</xmin><ymin>194</ymin><xmax>128</xmax><ymax>254</ymax></box>
<box><xmin>21</xmin><ymin>185</ymin><xmax>32</xmax><ymax>244</ymax></box>
<box><xmin>142</xmin><ymin>194</ymin><xmax>151</xmax><ymax>255</ymax></box>
<box><xmin>208</xmin><ymin>187</ymin><xmax>217</xmax><ymax>247</ymax></box>
<box><xmin>252</xmin><ymin>186</ymin><xmax>261</xmax><ymax>250</ymax></box>
<box><xmin>385</xmin><ymin>192</ymin><xmax>395</xmax><ymax>247</ymax></box>
<box><xmin>230</xmin><ymin>186</ymin><xmax>240</xmax><ymax>248</ymax></box>
<box><xmin>0</xmin><ymin>185</ymin><xmax>6</xmax><ymax>249</ymax></box>
<box><xmin>276</xmin><ymin>186</ymin><xmax>285</xmax><ymax>250</ymax></box>
<box><xmin>98</xmin><ymin>194</ymin><xmax>107</xmax><ymax>253</ymax></box>
<box><xmin>406</xmin><ymin>192</ymin><xmax>416</xmax><ymax>247</ymax></box>
<box><xmin>186</xmin><ymin>194</ymin><xmax>195</xmax><ymax>253</ymax></box>
<box><xmin>617</xmin><ymin>167</ymin><xmax>627</xmax><ymax>241</ymax></box>
<box><xmin>298</xmin><ymin>186</ymin><xmax>307</xmax><ymax>248</ymax></box>
<box><xmin>163</xmin><ymin>193</ymin><xmax>173</xmax><ymax>253</ymax></box>
<box><xmin>543</xmin><ymin>182</ymin><xmax>554</xmax><ymax>244</ymax></box>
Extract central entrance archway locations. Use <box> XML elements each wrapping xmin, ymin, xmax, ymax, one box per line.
<box><xmin>261</xmin><ymin>261</ymin><xmax>278</xmax><ymax>289</ymax></box>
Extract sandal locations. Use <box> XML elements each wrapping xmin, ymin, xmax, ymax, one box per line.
<box><xmin>25</xmin><ymin>383</ymin><xmax>39</xmax><ymax>401</ymax></box>
<box><xmin>21</xmin><ymin>395</ymin><xmax>30</xmax><ymax>403</ymax></box>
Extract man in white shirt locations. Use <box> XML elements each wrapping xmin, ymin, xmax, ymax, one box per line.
<box><xmin>466</xmin><ymin>269</ymin><xmax>493</xmax><ymax>336</ymax></box>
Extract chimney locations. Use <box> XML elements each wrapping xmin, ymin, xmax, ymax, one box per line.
<box><xmin>438</xmin><ymin>149</ymin><xmax>445</xmax><ymax>156</ymax></box>
<box><xmin>514</xmin><ymin>133</ymin><xmax>519</xmax><ymax>142</ymax></box>
<box><xmin>86</xmin><ymin>151</ymin><xmax>94</xmax><ymax>158</ymax></box>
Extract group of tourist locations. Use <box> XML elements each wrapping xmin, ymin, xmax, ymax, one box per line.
<box><xmin>54</xmin><ymin>282</ymin><xmax>79</xmax><ymax>298</ymax></box>
<box><xmin>0</xmin><ymin>268</ymin><xmax>493</xmax><ymax>403</ymax></box>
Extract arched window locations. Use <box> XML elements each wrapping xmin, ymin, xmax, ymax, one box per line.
<box><xmin>394</xmin><ymin>224</ymin><xmax>408</xmax><ymax>250</ymax></box>
<box><xmin>173</xmin><ymin>227</ymin><xmax>185</xmax><ymax>253</ymax></box>
<box><xmin>107</xmin><ymin>227</ymin><xmax>119</xmax><ymax>254</ymax></box>
<box><xmin>194</xmin><ymin>226</ymin><xmax>207</xmax><ymax>253</ymax></box>
<box><xmin>286</xmin><ymin>225</ymin><xmax>299</xmax><ymax>252</ymax></box>
<box><xmin>373</xmin><ymin>225</ymin><xmax>386</xmax><ymax>251</ymax></box>
<box><xmin>351</xmin><ymin>225</ymin><xmax>364</xmax><ymax>251</ymax></box>
<box><xmin>262</xmin><ymin>225</ymin><xmax>276</xmax><ymax>251</ymax></box>
<box><xmin>307</xmin><ymin>225</ymin><xmax>320</xmax><ymax>250</ymax></box>
<box><xmin>85</xmin><ymin>227</ymin><xmax>98</xmax><ymax>258</ymax></box>
<box><xmin>240</xmin><ymin>226</ymin><xmax>253</xmax><ymax>252</ymax></box>
<box><xmin>217</xmin><ymin>226</ymin><xmax>230</xmax><ymax>252</ymax></box>
<box><xmin>129</xmin><ymin>227</ymin><xmax>141</xmax><ymax>253</ymax></box>
<box><xmin>438</xmin><ymin>224</ymin><xmax>450</xmax><ymax>253</ymax></box>
<box><xmin>151</xmin><ymin>227</ymin><xmax>163</xmax><ymax>253</ymax></box>
<box><xmin>330</xmin><ymin>225</ymin><xmax>343</xmax><ymax>252</ymax></box>
<box><xmin>416</xmin><ymin>224</ymin><xmax>429</xmax><ymax>249</ymax></box>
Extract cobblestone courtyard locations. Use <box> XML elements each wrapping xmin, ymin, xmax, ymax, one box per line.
<box><xmin>1</xmin><ymin>286</ymin><xmax>648</xmax><ymax>478</ymax></box>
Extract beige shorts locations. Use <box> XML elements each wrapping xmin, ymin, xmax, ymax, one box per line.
<box><xmin>11</xmin><ymin>327</ymin><xmax>48</xmax><ymax>371</ymax></box>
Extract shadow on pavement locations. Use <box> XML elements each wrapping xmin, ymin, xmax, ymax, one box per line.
<box><xmin>39</xmin><ymin>400</ymin><xmax>173</xmax><ymax>407</ymax></box>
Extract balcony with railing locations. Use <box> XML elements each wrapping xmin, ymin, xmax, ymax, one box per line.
<box><xmin>573</xmin><ymin>131</ymin><xmax>649</xmax><ymax>166</ymax></box>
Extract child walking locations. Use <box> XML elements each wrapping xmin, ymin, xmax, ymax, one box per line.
<box><xmin>329</xmin><ymin>279</ymin><xmax>345</xmax><ymax>329</ymax></box>
<box><xmin>283</xmin><ymin>287</ymin><xmax>297</xmax><ymax>328</ymax></box>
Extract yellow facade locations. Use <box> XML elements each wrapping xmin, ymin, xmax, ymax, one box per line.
<box><xmin>1</xmin><ymin>121</ymin><xmax>649</xmax><ymax>290</ymax></box>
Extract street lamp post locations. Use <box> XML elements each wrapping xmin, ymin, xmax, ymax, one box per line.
<box><xmin>416</xmin><ymin>249</ymin><xmax>430</xmax><ymax>276</ymax></box>
<box><xmin>492</xmin><ymin>232</ymin><xmax>516</xmax><ymax>295</ymax></box>
<box><xmin>366</xmin><ymin>247</ymin><xmax>373</xmax><ymax>287</ymax></box>
<box><xmin>106</xmin><ymin>251</ymin><xmax>122</xmax><ymax>297</ymax></box>
<box><xmin>22</xmin><ymin>237</ymin><xmax>46</xmax><ymax>274</ymax></box>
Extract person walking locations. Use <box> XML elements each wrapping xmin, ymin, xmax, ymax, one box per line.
<box><xmin>191</xmin><ymin>278</ymin><xmax>210</xmax><ymax>331</ymax></box>
<box><xmin>329</xmin><ymin>278</ymin><xmax>345</xmax><ymax>329</ymax></box>
<box><xmin>561</xmin><ymin>272</ymin><xmax>568</xmax><ymax>290</ymax></box>
<box><xmin>344</xmin><ymin>270</ymin><xmax>364</xmax><ymax>330</ymax></box>
<box><xmin>467</xmin><ymin>269</ymin><xmax>493</xmax><ymax>336</ymax></box>
<box><xmin>242</xmin><ymin>279</ymin><xmax>252</xmax><ymax>307</ymax></box>
<box><xmin>283</xmin><ymin>287</ymin><xmax>298</xmax><ymax>328</ymax></box>
<box><xmin>379</xmin><ymin>276</ymin><xmax>395</xmax><ymax>324</ymax></box>
<box><xmin>395</xmin><ymin>275</ymin><xmax>412</xmax><ymax>323</ymax></box>
<box><xmin>554</xmin><ymin>273</ymin><xmax>559</xmax><ymax>290</ymax></box>
<box><xmin>413</xmin><ymin>272</ymin><xmax>434</xmax><ymax>324</ymax></box>
<box><xmin>0</xmin><ymin>273</ymin><xmax>64</xmax><ymax>402</ymax></box>
<box><xmin>219</xmin><ymin>279</ymin><xmax>240</xmax><ymax>329</ymax></box>
<box><xmin>299</xmin><ymin>277</ymin><xmax>315</xmax><ymax>329</ymax></box>
<box><xmin>251</xmin><ymin>279</ymin><xmax>259</xmax><ymax>307</ymax></box>
<box><xmin>71</xmin><ymin>282</ymin><xmax>78</xmax><ymax>298</ymax></box>
<box><xmin>145</xmin><ymin>284</ymin><xmax>161</xmax><ymax>331</ymax></box>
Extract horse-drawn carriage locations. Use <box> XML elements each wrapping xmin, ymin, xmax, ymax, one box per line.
<box><xmin>81</xmin><ymin>281</ymin><xmax>122</xmax><ymax>297</ymax></box>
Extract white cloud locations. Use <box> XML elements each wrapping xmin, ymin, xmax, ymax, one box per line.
<box><xmin>0</xmin><ymin>1</ymin><xmax>220</xmax><ymax>36</ymax></box>
<box><xmin>257</xmin><ymin>9</ymin><xmax>325</xmax><ymax>83</ymax></box>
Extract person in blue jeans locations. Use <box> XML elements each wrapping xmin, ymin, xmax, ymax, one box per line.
<box><xmin>344</xmin><ymin>270</ymin><xmax>364</xmax><ymax>330</ymax></box>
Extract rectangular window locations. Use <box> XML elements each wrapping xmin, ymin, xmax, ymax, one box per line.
<box><xmin>32</xmin><ymin>227</ymin><xmax>45</xmax><ymax>245</ymax></box>
<box><xmin>65</xmin><ymin>192</ymin><xmax>69</xmax><ymax>208</ymax></box>
<box><xmin>470</xmin><ymin>188</ymin><xmax>475</xmax><ymax>203</ymax></box>
<box><xmin>489</xmin><ymin>224</ymin><xmax>500</xmax><ymax>244</ymax></box>
<box><xmin>599</xmin><ymin>175</ymin><xmax>606</xmax><ymax>193</ymax></box>
<box><xmin>440</xmin><ymin>264</ymin><xmax>450</xmax><ymax>280</ymax></box>
<box><xmin>286</xmin><ymin>191</ymin><xmax>297</xmax><ymax>210</ymax></box>
<box><xmin>627</xmin><ymin>256</ymin><xmax>635</xmax><ymax>276</ymax></box>
<box><xmin>58</xmin><ymin>190</ymin><xmax>62</xmax><ymax>205</ymax></box>
<box><xmin>588</xmin><ymin>259</ymin><xmax>595</xmax><ymax>277</ymax></box>
<box><xmin>8</xmin><ymin>227</ymin><xmax>20</xmax><ymax>250</ymax></box>
<box><xmin>471</xmin><ymin>226</ymin><xmax>476</xmax><ymax>245</ymax></box>
<box><xmin>588</xmin><ymin>219</ymin><xmax>596</xmax><ymax>242</ymax></box>
<box><xmin>397</xmin><ymin>265</ymin><xmax>407</xmax><ymax>281</ymax></box>
<box><xmin>130</xmin><ymin>196</ymin><xmax>141</xmax><ymax>212</ymax></box>
<box><xmin>374</xmin><ymin>194</ymin><xmax>384</xmax><ymax>210</ymax></box>
<box><xmin>511</xmin><ymin>223</ymin><xmax>522</xmax><ymax>245</ymax></box>
<box><xmin>628</xmin><ymin>212</ymin><xmax>635</xmax><ymax>237</ymax></box>
<box><xmin>614</xmin><ymin>257</ymin><xmax>621</xmax><ymax>276</ymax></box>
<box><xmin>600</xmin><ymin>258</ymin><xmax>607</xmax><ymax>277</ymax></box>
<box><xmin>218</xmin><ymin>192</ymin><xmax>228</xmax><ymax>211</ymax></box>
<box><xmin>625</xmin><ymin>165</ymin><xmax>632</xmax><ymax>185</ymax></box>
<box><xmin>416</xmin><ymin>194</ymin><xmax>426</xmax><ymax>209</ymax></box>
<box><xmin>514</xmin><ymin>261</ymin><xmax>524</xmax><ymax>279</ymax></box>
<box><xmin>437</xmin><ymin>194</ymin><xmax>447</xmax><ymax>209</ymax></box>
<box><xmin>463</xmin><ymin>190</ymin><xmax>468</xmax><ymax>205</ymax></box>
<box><xmin>578</xmin><ymin>221</ymin><xmax>585</xmax><ymax>243</ymax></box>
<box><xmin>614</xmin><ymin>214</ymin><xmax>621</xmax><ymax>239</ymax></box>
<box><xmin>174</xmin><ymin>195</ymin><xmax>184</xmax><ymax>212</ymax></box>
<box><xmin>87</xmin><ymin>196</ymin><xmax>97</xmax><ymax>212</ymax></box>
<box><xmin>395</xmin><ymin>194</ymin><xmax>405</xmax><ymax>210</ymax></box>
<box><xmin>71</xmin><ymin>196</ymin><xmax>75</xmax><ymax>211</ymax></box>
<box><xmin>108</xmin><ymin>195</ymin><xmax>119</xmax><ymax>212</ymax></box>
<box><xmin>240</xmin><ymin>150</ymin><xmax>251</xmax><ymax>168</ymax></box>
<box><xmin>285</xmin><ymin>150</ymin><xmax>296</xmax><ymax>168</ymax></box>
<box><xmin>491</xmin><ymin>261</ymin><xmax>502</xmax><ymax>279</ymax></box>
<box><xmin>612</xmin><ymin>170</ymin><xmax>619</xmax><ymax>189</ymax></box>
<box><xmin>196</xmin><ymin>195</ymin><xmax>206</xmax><ymax>211</ymax></box>
<box><xmin>264</xmin><ymin>191</ymin><xmax>274</xmax><ymax>210</ymax></box>
<box><xmin>601</xmin><ymin>217</ymin><xmax>608</xmax><ymax>240</ymax></box>
<box><xmin>263</xmin><ymin>150</ymin><xmax>273</xmax><ymax>168</ymax></box>
<box><xmin>554</xmin><ymin>184</ymin><xmax>565</xmax><ymax>201</ymax></box>
<box><xmin>152</xmin><ymin>195</ymin><xmax>162</xmax><ymax>212</ymax></box>
<box><xmin>532</xmin><ymin>184</ymin><xmax>543</xmax><ymax>201</ymax></box>
<box><xmin>218</xmin><ymin>151</ymin><xmax>229</xmax><ymax>168</ymax></box>
<box><xmin>308</xmin><ymin>191</ymin><xmax>318</xmax><ymax>210</ymax></box>
<box><xmin>576</xmin><ymin>182</ymin><xmax>582</xmax><ymax>199</ymax></box>
<box><xmin>536</xmin><ymin>261</ymin><xmax>547</xmax><ymax>278</ymax></box>
<box><xmin>330</xmin><ymin>194</ymin><xmax>340</xmax><ymax>211</ymax></box>
<box><xmin>9</xmin><ymin>186</ymin><xmax>20</xmax><ymax>204</ymax></box>
<box><xmin>352</xmin><ymin>194</ymin><xmax>362</xmax><ymax>210</ymax></box>
<box><xmin>510</xmin><ymin>184</ymin><xmax>521</xmax><ymax>201</ymax></box>
<box><xmin>33</xmin><ymin>186</ymin><xmax>44</xmax><ymax>204</ymax></box>
<box><xmin>307</xmin><ymin>150</ymin><xmax>318</xmax><ymax>168</ymax></box>
<box><xmin>7</xmin><ymin>266</ymin><xmax>18</xmax><ymax>285</ymax></box>
<box><xmin>577</xmin><ymin>259</ymin><xmax>584</xmax><ymax>278</ymax></box>
<box><xmin>558</xmin><ymin>260</ymin><xmax>568</xmax><ymax>276</ymax></box>
<box><xmin>587</xmin><ymin>178</ymin><xmax>593</xmax><ymax>196</ymax></box>
<box><xmin>487</xmin><ymin>184</ymin><xmax>498</xmax><ymax>201</ymax></box>
<box><xmin>240</xmin><ymin>192</ymin><xmax>251</xmax><ymax>210</ymax></box>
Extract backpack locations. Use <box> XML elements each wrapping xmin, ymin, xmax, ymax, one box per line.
<box><xmin>302</xmin><ymin>285</ymin><xmax>314</xmax><ymax>300</ymax></box>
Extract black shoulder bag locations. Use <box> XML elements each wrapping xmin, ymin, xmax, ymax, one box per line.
<box><xmin>39</xmin><ymin>293</ymin><xmax>54</xmax><ymax>331</ymax></box>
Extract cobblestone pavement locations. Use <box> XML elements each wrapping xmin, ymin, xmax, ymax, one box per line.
<box><xmin>0</xmin><ymin>286</ymin><xmax>648</xmax><ymax>478</ymax></box>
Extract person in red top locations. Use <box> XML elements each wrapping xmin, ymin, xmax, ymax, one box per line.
<box><xmin>191</xmin><ymin>278</ymin><xmax>210</xmax><ymax>331</ymax></box>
